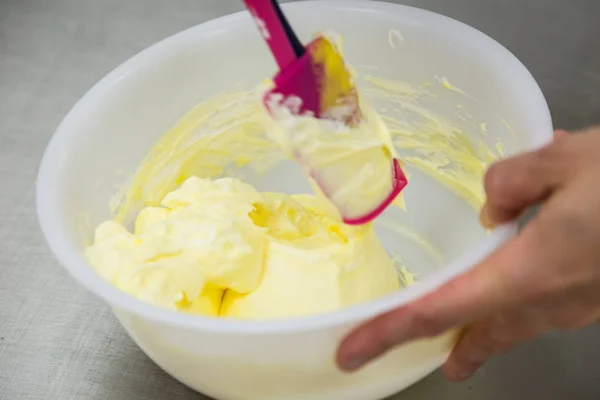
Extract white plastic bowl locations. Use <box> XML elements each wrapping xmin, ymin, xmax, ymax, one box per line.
<box><xmin>36</xmin><ymin>1</ymin><xmax>552</xmax><ymax>399</ymax></box>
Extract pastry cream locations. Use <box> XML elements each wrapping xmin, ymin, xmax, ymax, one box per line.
<box><xmin>88</xmin><ymin>176</ymin><xmax>399</xmax><ymax>317</ymax></box>
<box><xmin>109</xmin><ymin>91</ymin><xmax>282</xmax><ymax>224</ymax></box>
<box><xmin>108</xmin><ymin>72</ymin><xmax>502</xmax><ymax>223</ymax></box>
<box><xmin>91</xmin><ymin>32</ymin><xmax>508</xmax><ymax>319</ymax></box>
<box><xmin>264</xmin><ymin>97</ymin><xmax>405</xmax><ymax>222</ymax></box>
<box><xmin>363</xmin><ymin>75</ymin><xmax>503</xmax><ymax>209</ymax></box>
<box><xmin>262</xmin><ymin>32</ymin><xmax>406</xmax><ymax>224</ymax></box>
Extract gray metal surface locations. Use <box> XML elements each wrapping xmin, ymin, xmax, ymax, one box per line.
<box><xmin>1</xmin><ymin>0</ymin><xmax>599</xmax><ymax>399</ymax></box>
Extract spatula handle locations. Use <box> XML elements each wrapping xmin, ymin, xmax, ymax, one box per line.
<box><xmin>243</xmin><ymin>0</ymin><xmax>305</xmax><ymax>69</ymax></box>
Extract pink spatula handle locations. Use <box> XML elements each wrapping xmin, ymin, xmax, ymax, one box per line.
<box><xmin>243</xmin><ymin>0</ymin><xmax>304</xmax><ymax>69</ymax></box>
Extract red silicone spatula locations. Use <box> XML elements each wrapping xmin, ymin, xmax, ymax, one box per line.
<box><xmin>243</xmin><ymin>0</ymin><xmax>407</xmax><ymax>225</ymax></box>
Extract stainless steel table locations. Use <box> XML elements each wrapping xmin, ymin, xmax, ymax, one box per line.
<box><xmin>1</xmin><ymin>0</ymin><xmax>599</xmax><ymax>399</ymax></box>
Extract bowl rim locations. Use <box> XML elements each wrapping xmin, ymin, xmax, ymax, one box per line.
<box><xmin>36</xmin><ymin>0</ymin><xmax>552</xmax><ymax>334</ymax></box>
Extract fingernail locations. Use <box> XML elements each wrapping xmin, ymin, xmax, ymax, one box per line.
<box><xmin>479</xmin><ymin>207</ymin><xmax>494</xmax><ymax>229</ymax></box>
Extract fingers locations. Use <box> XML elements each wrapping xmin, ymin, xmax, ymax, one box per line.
<box><xmin>480</xmin><ymin>131</ymin><xmax>571</xmax><ymax>228</ymax></box>
<box><xmin>337</xmin><ymin>226</ymin><xmax>549</xmax><ymax>372</ymax></box>
<box><xmin>481</xmin><ymin>155</ymin><xmax>554</xmax><ymax>227</ymax></box>
<box><xmin>443</xmin><ymin>309</ymin><xmax>548</xmax><ymax>381</ymax></box>
<box><xmin>443</xmin><ymin>281</ymin><xmax>600</xmax><ymax>382</ymax></box>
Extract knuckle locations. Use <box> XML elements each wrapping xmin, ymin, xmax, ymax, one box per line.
<box><xmin>510</xmin><ymin>163</ymin><xmax>537</xmax><ymax>194</ymax></box>
<box><xmin>553</xmin><ymin>209</ymin><xmax>588</xmax><ymax>235</ymax></box>
<box><xmin>378</xmin><ymin>321</ymin><xmax>401</xmax><ymax>349</ymax></box>
<box><xmin>475</xmin><ymin>330</ymin><xmax>510</xmax><ymax>357</ymax></box>
<box><xmin>484</xmin><ymin>155</ymin><xmax>539</xmax><ymax>202</ymax></box>
<box><xmin>373</xmin><ymin>331</ymin><xmax>395</xmax><ymax>353</ymax></box>
<box><xmin>538</xmin><ymin>137</ymin><xmax>580</xmax><ymax>176</ymax></box>
<box><xmin>409</xmin><ymin>310</ymin><xmax>444</xmax><ymax>337</ymax></box>
<box><xmin>534</xmin><ymin>205</ymin><xmax>588</xmax><ymax>246</ymax></box>
<box><xmin>550</xmin><ymin>311</ymin><xmax>586</xmax><ymax>330</ymax></box>
<box><xmin>550</xmin><ymin>314</ymin><xmax>579</xmax><ymax>329</ymax></box>
<box><xmin>481</xmin><ymin>332</ymin><xmax>509</xmax><ymax>353</ymax></box>
<box><xmin>538</xmin><ymin>136</ymin><xmax>573</xmax><ymax>161</ymax></box>
<box><xmin>455</xmin><ymin>335</ymin><xmax>498</xmax><ymax>365</ymax></box>
<box><xmin>373</xmin><ymin>310</ymin><xmax>411</xmax><ymax>350</ymax></box>
<box><xmin>468</xmin><ymin>342</ymin><xmax>496</xmax><ymax>362</ymax></box>
<box><xmin>568</xmin><ymin>319</ymin><xmax>592</xmax><ymax>330</ymax></box>
<box><xmin>549</xmin><ymin>305</ymin><xmax>598</xmax><ymax>330</ymax></box>
<box><xmin>484</xmin><ymin>162</ymin><xmax>508</xmax><ymax>199</ymax></box>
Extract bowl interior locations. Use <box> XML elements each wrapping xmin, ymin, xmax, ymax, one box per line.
<box><xmin>40</xmin><ymin>1</ymin><xmax>551</xmax><ymax>314</ymax></box>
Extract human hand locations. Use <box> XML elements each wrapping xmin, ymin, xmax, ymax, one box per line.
<box><xmin>336</xmin><ymin>127</ymin><xmax>600</xmax><ymax>381</ymax></box>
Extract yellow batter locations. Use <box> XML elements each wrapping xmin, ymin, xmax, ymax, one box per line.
<box><xmin>261</xmin><ymin>33</ymin><xmax>406</xmax><ymax>222</ymax></box>
<box><xmin>87</xmin><ymin>176</ymin><xmax>399</xmax><ymax>317</ymax></box>
<box><xmin>88</xmin><ymin>31</ymin><xmax>507</xmax><ymax>319</ymax></box>
<box><xmin>264</xmin><ymin>97</ymin><xmax>405</xmax><ymax>222</ymax></box>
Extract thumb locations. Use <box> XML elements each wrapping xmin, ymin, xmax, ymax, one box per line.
<box><xmin>481</xmin><ymin>131</ymin><xmax>570</xmax><ymax>228</ymax></box>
